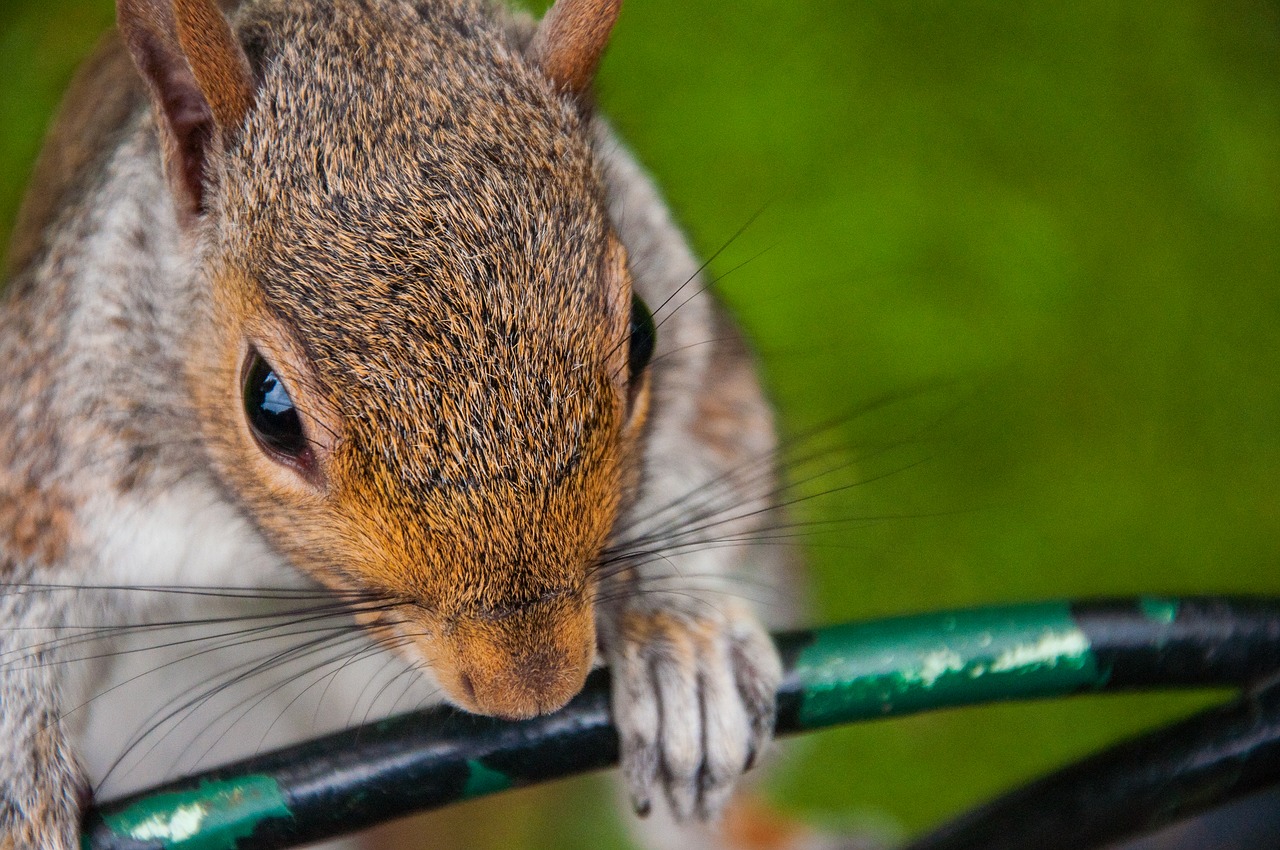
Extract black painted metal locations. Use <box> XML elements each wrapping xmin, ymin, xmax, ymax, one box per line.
<box><xmin>1074</xmin><ymin>597</ymin><xmax>1280</xmax><ymax>689</ymax></box>
<box><xmin>82</xmin><ymin>636</ymin><xmax>828</xmax><ymax>850</ymax></box>
<box><xmin>82</xmin><ymin>670</ymin><xmax>620</xmax><ymax>849</ymax></box>
<box><xmin>904</xmin><ymin>677</ymin><xmax>1280</xmax><ymax>850</ymax></box>
<box><xmin>81</xmin><ymin>597</ymin><xmax>1280</xmax><ymax>850</ymax></box>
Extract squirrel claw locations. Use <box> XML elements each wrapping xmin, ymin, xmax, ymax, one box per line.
<box><xmin>608</xmin><ymin>603</ymin><xmax>781</xmax><ymax>823</ymax></box>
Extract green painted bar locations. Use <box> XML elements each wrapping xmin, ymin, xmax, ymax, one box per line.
<box><xmin>81</xmin><ymin>605</ymin><xmax>1108</xmax><ymax>849</ymax></box>
<box><xmin>90</xmin><ymin>776</ymin><xmax>291</xmax><ymax>850</ymax></box>
<box><xmin>793</xmin><ymin>602</ymin><xmax>1105</xmax><ymax>729</ymax></box>
<box><xmin>95</xmin><ymin>597</ymin><xmax>1280</xmax><ymax>850</ymax></box>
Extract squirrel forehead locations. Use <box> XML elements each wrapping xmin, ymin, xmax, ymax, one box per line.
<box><xmin>219</xmin><ymin>0</ymin><xmax>617</xmax><ymax>353</ymax></box>
<box><xmin>226</xmin><ymin>0</ymin><xmax>604</xmax><ymax>244</ymax></box>
<box><xmin>216</xmin><ymin>7</ymin><xmax>624</xmax><ymax>370</ymax></box>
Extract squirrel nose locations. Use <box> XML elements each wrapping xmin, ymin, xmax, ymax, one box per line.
<box><xmin>436</xmin><ymin>598</ymin><xmax>595</xmax><ymax>720</ymax></box>
<box><xmin>460</xmin><ymin>643</ymin><xmax>590</xmax><ymax>719</ymax></box>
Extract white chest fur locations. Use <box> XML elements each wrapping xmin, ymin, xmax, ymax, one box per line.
<box><xmin>72</xmin><ymin>479</ymin><xmax>441</xmax><ymax>809</ymax></box>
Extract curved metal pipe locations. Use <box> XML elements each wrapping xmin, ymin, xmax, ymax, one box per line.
<box><xmin>82</xmin><ymin>596</ymin><xmax>1280</xmax><ymax>850</ymax></box>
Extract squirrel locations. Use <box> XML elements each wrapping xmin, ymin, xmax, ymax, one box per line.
<box><xmin>0</xmin><ymin>0</ymin><xmax>792</xmax><ymax>847</ymax></box>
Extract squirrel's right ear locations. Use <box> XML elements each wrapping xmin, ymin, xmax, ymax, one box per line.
<box><xmin>118</xmin><ymin>0</ymin><xmax>254</xmax><ymax>225</ymax></box>
<box><xmin>530</xmin><ymin>0</ymin><xmax>622</xmax><ymax>99</ymax></box>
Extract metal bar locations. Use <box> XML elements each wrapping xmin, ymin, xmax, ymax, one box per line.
<box><xmin>904</xmin><ymin>678</ymin><xmax>1280</xmax><ymax>850</ymax></box>
<box><xmin>81</xmin><ymin>596</ymin><xmax>1280</xmax><ymax>850</ymax></box>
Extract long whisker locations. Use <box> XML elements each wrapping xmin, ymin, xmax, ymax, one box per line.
<box><xmin>607</xmin><ymin>382</ymin><xmax>944</xmax><ymax>544</ymax></box>
<box><xmin>173</xmin><ymin>633</ymin><xmax>384</xmax><ymax>779</ymax></box>
<box><xmin>649</xmin><ymin>206</ymin><xmax>766</xmax><ymax>323</ymax></box>
<box><xmin>100</xmin><ymin>630</ymin><xmax>370</xmax><ymax>787</ymax></box>
<box><xmin>607</xmin><ymin>456</ymin><xmax>931</xmax><ymax>565</ymax></box>
<box><xmin>60</xmin><ymin>616</ymin><xmax>389</xmax><ymax>723</ymax></box>
<box><xmin>2</xmin><ymin>598</ymin><xmax>401</xmax><ymax>669</ymax></box>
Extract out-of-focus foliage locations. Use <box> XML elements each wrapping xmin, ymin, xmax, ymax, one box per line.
<box><xmin>2</xmin><ymin>0</ymin><xmax>1277</xmax><ymax>846</ymax></box>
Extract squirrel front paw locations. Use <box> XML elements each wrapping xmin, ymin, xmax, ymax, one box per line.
<box><xmin>605</xmin><ymin>603</ymin><xmax>781</xmax><ymax>822</ymax></box>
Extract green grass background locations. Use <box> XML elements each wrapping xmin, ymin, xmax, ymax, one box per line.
<box><xmin>2</xmin><ymin>0</ymin><xmax>1279</xmax><ymax>846</ymax></box>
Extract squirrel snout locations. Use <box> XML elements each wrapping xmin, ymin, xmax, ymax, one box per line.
<box><xmin>455</xmin><ymin>643</ymin><xmax>590</xmax><ymax>720</ymax></box>
<box><xmin>425</xmin><ymin>598</ymin><xmax>596</xmax><ymax>720</ymax></box>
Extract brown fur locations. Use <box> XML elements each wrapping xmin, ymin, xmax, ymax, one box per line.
<box><xmin>530</xmin><ymin>0</ymin><xmax>622</xmax><ymax>96</ymax></box>
<box><xmin>0</xmin><ymin>478</ymin><xmax>74</xmax><ymax>570</ymax></box>
<box><xmin>0</xmin><ymin>290</ymin><xmax>81</xmax><ymax>573</ymax></box>
<box><xmin>173</xmin><ymin>0</ymin><xmax>255</xmax><ymax>129</ymax></box>
<box><xmin>118</xmin><ymin>0</ymin><xmax>249</xmax><ymax>221</ymax></box>
<box><xmin>618</xmin><ymin>608</ymin><xmax>720</xmax><ymax>662</ymax></box>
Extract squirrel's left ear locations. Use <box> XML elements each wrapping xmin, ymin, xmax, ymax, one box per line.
<box><xmin>117</xmin><ymin>0</ymin><xmax>255</xmax><ymax>226</ymax></box>
<box><xmin>530</xmin><ymin>0</ymin><xmax>622</xmax><ymax>99</ymax></box>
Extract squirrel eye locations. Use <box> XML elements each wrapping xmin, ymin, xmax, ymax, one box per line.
<box><xmin>243</xmin><ymin>352</ymin><xmax>311</xmax><ymax>465</ymax></box>
<box><xmin>628</xmin><ymin>293</ymin><xmax>656</xmax><ymax>381</ymax></box>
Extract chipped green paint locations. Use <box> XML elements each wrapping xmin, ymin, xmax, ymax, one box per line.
<box><xmin>794</xmin><ymin>603</ymin><xmax>1104</xmax><ymax>729</ymax></box>
<box><xmin>462</xmin><ymin>759</ymin><xmax>514</xmax><ymax>798</ymax></box>
<box><xmin>1139</xmin><ymin>597</ymin><xmax>1179</xmax><ymax>625</ymax></box>
<box><xmin>99</xmin><ymin>776</ymin><xmax>291</xmax><ymax>850</ymax></box>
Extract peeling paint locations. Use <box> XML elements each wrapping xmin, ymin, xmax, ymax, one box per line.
<box><xmin>795</xmin><ymin>602</ymin><xmax>1104</xmax><ymax>729</ymax></box>
<box><xmin>83</xmin><ymin>598</ymin><xmax>1272</xmax><ymax>850</ymax></box>
<box><xmin>917</xmin><ymin>648</ymin><xmax>966</xmax><ymax>687</ymax></box>
<box><xmin>989</xmin><ymin>630</ymin><xmax>1090</xmax><ymax>673</ymax></box>
<box><xmin>100</xmin><ymin>776</ymin><xmax>291</xmax><ymax>850</ymax></box>
<box><xmin>124</xmin><ymin>803</ymin><xmax>208</xmax><ymax>842</ymax></box>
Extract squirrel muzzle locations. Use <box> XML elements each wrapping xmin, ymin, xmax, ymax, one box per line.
<box><xmin>422</xmin><ymin>592</ymin><xmax>596</xmax><ymax>720</ymax></box>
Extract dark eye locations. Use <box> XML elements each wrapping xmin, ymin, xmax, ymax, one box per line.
<box><xmin>243</xmin><ymin>352</ymin><xmax>311</xmax><ymax>464</ymax></box>
<box><xmin>628</xmin><ymin>293</ymin><xmax>656</xmax><ymax>381</ymax></box>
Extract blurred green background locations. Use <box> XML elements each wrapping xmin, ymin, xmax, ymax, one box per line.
<box><xmin>3</xmin><ymin>0</ymin><xmax>1279</xmax><ymax>846</ymax></box>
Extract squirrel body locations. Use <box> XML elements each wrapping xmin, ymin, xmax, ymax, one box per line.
<box><xmin>0</xmin><ymin>1</ymin><xmax>788</xmax><ymax>846</ymax></box>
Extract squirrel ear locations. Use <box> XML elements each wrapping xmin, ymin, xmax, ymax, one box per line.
<box><xmin>530</xmin><ymin>0</ymin><xmax>622</xmax><ymax>98</ymax></box>
<box><xmin>117</xmin><ymin>0</ymin><xmax>254</xmax><ymax>224</ymax></box>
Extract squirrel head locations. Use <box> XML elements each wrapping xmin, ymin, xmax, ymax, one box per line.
<box><xmin>120</xmin><ymin>0</ymin><xmax>647</xmax><ymax>719</ymax></box>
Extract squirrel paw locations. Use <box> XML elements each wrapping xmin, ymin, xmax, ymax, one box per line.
<box><xmin>607</xmin><ymin>603</ymin><xmax>781</xmax><ymax>822</ymax></box>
